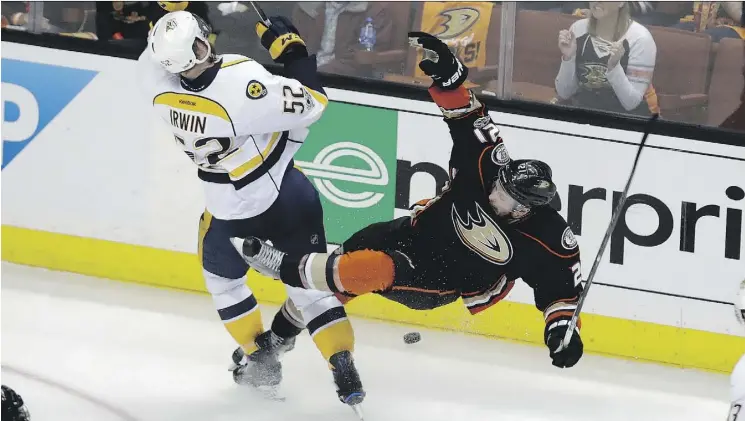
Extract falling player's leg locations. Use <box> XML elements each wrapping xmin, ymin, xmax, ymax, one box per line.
<box><xmin>235</xmin><ymin>217</ymin><xmax>459</xmax><ymax>311</ymax></box>
<box><xmin>277</xmin><ymin>217</ymin><xmax>415</xmax><ymax>298</ymax></box>
<box><xmin>269</xmin><ymin>167</ymin><xmax>363</xmax><ymax>407</ymax></box>
<box><xmin>198</xmin><ymin>211</ymin><xmax>293</xmax><ymax>388</ymax></box>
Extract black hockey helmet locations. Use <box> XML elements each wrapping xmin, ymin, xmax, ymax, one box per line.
<box><xmin>496</xmin><ymin>159</ymin><xmax>556</xmax><ymax>207</ymax></box>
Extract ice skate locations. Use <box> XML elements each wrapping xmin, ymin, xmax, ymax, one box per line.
<box><xmin>329</xmin><ymin>350</ymin><xmax>366</xmax><ymax>419</ymax></box>
<box><xmin>230</xmin><ymin>236</ymin><xmax>285</xmax><ymax>280</ymax></box>
<box><xmin>229</xmin><ymin>331</ymin><xmax>295</xmax><ymax>401</ymax></box>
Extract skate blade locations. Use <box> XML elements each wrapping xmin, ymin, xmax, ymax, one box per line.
<box><xmin>350</xmin><ymin>403</ymin><xmax>364</xmax><ymax>420</ymax></box>
<box><xmin>344</xmin><ymin>393</ymin><xmax>365</xmax><ymax>420</ymax></box>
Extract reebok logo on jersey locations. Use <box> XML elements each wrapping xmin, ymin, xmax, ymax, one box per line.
<box><xmin>452</xmin><ymin>202</ymin><xmax>512</xmax><ymax>265</ymax></box>
<box><xmin>246</xmin><ymin>80</ymin><xmax>267</xmax><ymax>100</ymax></box>
<box><xmin>2</xmin><ymin>58</ymin><xmax>97</xmax><ymax>169</ymax></box>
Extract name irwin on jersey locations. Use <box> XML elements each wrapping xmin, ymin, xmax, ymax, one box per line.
<box><xmin>169</xmin><ymin>108</ymin><xmax>206</xmax><ymax>134</ymax></box>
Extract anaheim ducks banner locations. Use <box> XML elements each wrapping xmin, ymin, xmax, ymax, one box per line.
<box><xmin>415</xmin><ymin>1</ymin><xmax>494</xmax><ymax>77</ymax></box>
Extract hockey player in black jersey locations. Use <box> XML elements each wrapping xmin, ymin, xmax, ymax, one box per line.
<box><xmin>233</xmin><ymin>32</ymin><xmax>585</xmax><ymax>373</ymax></box>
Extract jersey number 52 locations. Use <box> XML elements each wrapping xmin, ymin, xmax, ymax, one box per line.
<box><xmin>283</xmin><ymin>86</ymin><xmax>306</xmax><ymax>114</ymax></box>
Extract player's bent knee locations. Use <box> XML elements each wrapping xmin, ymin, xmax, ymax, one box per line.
<box><xmin>203</xmin><ymin>270</ymin><xmax>247</xmax><ymax>295</ymax></box>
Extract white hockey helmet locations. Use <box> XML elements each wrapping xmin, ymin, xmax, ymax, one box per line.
<box><xmin>148</xmin><ymin>10</ymin><xmax>212</xmax><ymax>74</ymax></box>
<box><xmin>736</xmin><ymin>279</ymin><xmax>745</xmax><ymax>326</ymax></box>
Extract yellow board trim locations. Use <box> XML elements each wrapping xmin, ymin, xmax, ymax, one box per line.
<box><xmin>228</xmin><ymin>131</ymin><xmax>281</xmax><ymax>179</ymax></box>
<box><xmin>197</xmin><ymin>210</ymin><xmax>213</xmax><ymax>264</ymax></box>
<box><xmin>305</xmin><ymin>87</ymin><xmax>329</xmax><ymax>108</ymax></box>
<box><xmin>153</xmin><ymin>92</ymin><xmax>231</xmax><ymax>123</ymax></box>
<box><xmin>2</xmin><ymin>225</ymin><xmax>743</xmax><ymax>373</ymax></box>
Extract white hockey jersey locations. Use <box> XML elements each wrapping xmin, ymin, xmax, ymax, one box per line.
<box><xmin>731</xmin><ymin>353</ymin><xmax>745</xmax><ymax>420</ymax></box>
<box><xmin>137</xmin><ymin>51</ymin><xmax>328</xmax><ymax>220</ymax></box>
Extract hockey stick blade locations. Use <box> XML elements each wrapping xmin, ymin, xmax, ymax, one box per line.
<box><xmin>249</xmin><ymin>1</ymin><xmax>271</xmax><ymax>26</ymax></box>
<box><xmin>558</xmin><ymin>113</ymin><xmax>659</xmax><ymax>353</ymax></box>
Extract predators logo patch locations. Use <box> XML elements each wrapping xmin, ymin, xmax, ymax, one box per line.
<box><xmin>165</xmin><ymin>18</ymin><xmax>178</xmax><ymax>32</ymax></box>
<box><xmin>246</xmin><ymin>80</ymin><xmax>267</xmax><ymax>100</ymax></box>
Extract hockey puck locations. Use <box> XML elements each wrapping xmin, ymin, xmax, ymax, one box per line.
<box><xmin>403</xmin><ymin>332</ymin><xmax>421</xmax><ymax>344</ymax></box>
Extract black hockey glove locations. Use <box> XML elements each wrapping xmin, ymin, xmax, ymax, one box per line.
<box><xmin>255</xmin><ymin>16</ymin><xmax>308</xmax><ymax>64</ymax></box>
<box><xmin>544</xmin><ymin>315</ymin><xmax>584</xmax><ymax>368</ymax></box>
<box><xmin>408</xmin><ymin>31</ymin><xmax>468</xmax><ymax>90</ymax></box>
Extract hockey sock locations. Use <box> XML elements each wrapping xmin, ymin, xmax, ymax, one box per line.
<box><xmin>270</xmin><ymin>298</ymin><xmax>305</xmax><ymax>339</ymax></box>
<box><xmin>281</xmin><ymin>251</ymin><xmax>394</xmax><ymax>295</ymax></box>
<box><xmin>307</xmin><ymin>304</ymin><xmax>356</xmax><ymax>361</ymax></box>
<box><xmin>336</xmin><ymin>250</ymin><xmax>395</xmax><ymax>294</ymax></box>
<box><xmin>217</xmin><ymin>288</ymin><xmax>264</xmax><ymax>355</ymax></box>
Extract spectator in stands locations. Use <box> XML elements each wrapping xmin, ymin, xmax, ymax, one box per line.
<box><xmin>96</xmin><ymin>1</ymin><xmax>212</xmax><ymax>47</ymax></box>
<box><xmin>555</xmin><ymin>1</ymin><xmax>659</xmax><ymax>117</ymax></box>
<box><xmin>290</xmin><ymin>2</ymin><xmax>400</xmax><ymax>77</ymax></box>
<box><xmin>675</xmin><ymin>1</ymin><xmax>744</xmax><ymax>42</ymax></box>
<box><xmin>209</xmin><ymin>1</ymin><xmax>297</xmax><ymax>63</ymax></box>
<box><xmin>1</xmin><ymin>1</ymin><xmax>97</xmax><ymax>36</ymax></box>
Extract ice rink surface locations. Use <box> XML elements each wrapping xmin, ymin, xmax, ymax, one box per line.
<box><xmin>1</xmin><ymin>262</ymin><xmax>732</xmax><ymax>421</ymax></box>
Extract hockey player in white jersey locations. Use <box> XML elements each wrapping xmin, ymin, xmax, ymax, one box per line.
<box><xmin>731</xmin><ymin>280</ymin><xmax>745</xmax><ymax>420</ymax></box>
<box><xmin>137</xmin><ymin>11</ymin><xmax>362</xmax><ymax>406</ymax></box>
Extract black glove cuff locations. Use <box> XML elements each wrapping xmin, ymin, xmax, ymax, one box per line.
<box><xmin>436</xmin><ymin>59</ymin><xmax>468</xmax><ymax>91</ymax></box>
<box><xmin>283</xmin><ymin>53</ymin><xmax>325</xmax><ymax>94</ymax></box>
<box><xmin>276</xmin><ymin>43</ymin><xmax>309</xmax><ymax>64</ymax></box>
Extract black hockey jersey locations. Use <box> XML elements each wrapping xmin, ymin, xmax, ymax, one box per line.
<box><xmin>406</xmin><ymin>90</ymin><xmax>584</xmax><ymax>320</ymax></box>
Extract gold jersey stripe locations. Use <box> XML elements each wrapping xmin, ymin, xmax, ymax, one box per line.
<box><xmin>153</xmin><ymin>92</ymin><xmax>232</xmax><ymax>123</ymax></box>
<box><xmin>228</xmin><ymin>131</ymin><xmax>282</xmax><ymax>179</ymax></box>
<box><xmin>221</xmin><ymin>58</ymin><xmax>252</xmax><ymax>68</ymax></box>
<box><xmin>305</xmin><ymin>87</ymin><xmax>329</xmax><ymax>107</ymax></box>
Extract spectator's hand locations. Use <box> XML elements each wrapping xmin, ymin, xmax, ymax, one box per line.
<box><xmin>558</xmin><ymin>30</ymin><xmax>576</xmax><ymax>60</ymax></box>
<box><xmin>607</xmin><ymin>41</ymin><xmax>626</xmax><ymax>71</ymax></box>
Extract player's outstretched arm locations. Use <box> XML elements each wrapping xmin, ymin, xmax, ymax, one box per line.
<box><xmin>521</xmin><ymin>227</ymin><xmax>585</xmax><ymax>369</ymax></box>
<box><xmin>227</xmin><ymin>16</ymin><xmax>329</xmax><ymax>138</ymax></box>
<box><xmin>230</xmin><ymin>60</ymin><xmax>327</xmax><ymax>136</ymax></box>
<box><xmin>408</xmin><ymin>31</ymin><xmax>509</xmax><ymax>183</ymax></box>
<box><xmin>255</xmin><ymin>16</ymin><xmax>327</xmax><ymax>108</ymax></box>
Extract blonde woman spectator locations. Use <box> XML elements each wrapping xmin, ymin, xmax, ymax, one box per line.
<box><xmin>555</xmin><ymin>1</ymin><xmax>659</xmax><ymax>116</ymax></box>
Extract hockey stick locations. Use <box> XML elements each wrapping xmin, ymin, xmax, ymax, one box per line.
<box><xmin>249</xmin><ymin>1</ymin><xmax>271</xmax><ymax>26</ymax></box>
<box><xmin>559</xmin><ymin>113</ymin><xmax>659</xmax><ymax>352</ymax></box>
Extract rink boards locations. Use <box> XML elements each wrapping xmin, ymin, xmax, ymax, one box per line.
<box><xmin>2</xmin><ymin>42</ymin><xmax>744</xmax><ymax>372</ymax></box>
